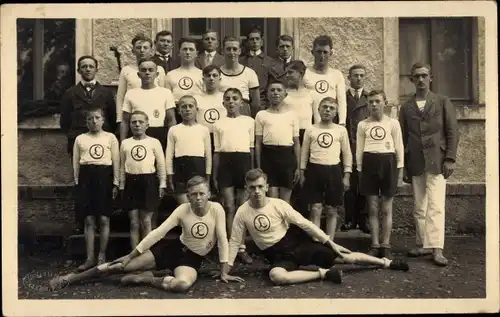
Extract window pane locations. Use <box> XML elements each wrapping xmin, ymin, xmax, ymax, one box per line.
<box><xmin>43</xmin><ymin>19</ymin><xmax>75</xmax><ymax>102</ymax></box>
<box><xmin>399</xmin><ymin>19</ymin><xmax>430</xmax><ymax>75</ymax></box>
<box><xmin>399</xmin><ymin>75</ymin><xmax>416</xmax><ymax>103</ymax></box>
<box><xmin>17</xmin><ymin>19</ymin><xmax>35</xmax><ymax>105</ymax></box>
<box><xmin>188</xmin><ymin>18</ymin><xmax>207</xmax><ymax>36</ymax></box>
<box><xmin>432</xmin><ymin>18</ymin><xmax>471</xmax><ymax>100</ymax></box>
<box><xmin>240</xmin><ymin>18</ymin><xmax>264</xmax><ymax>37</ymax></box>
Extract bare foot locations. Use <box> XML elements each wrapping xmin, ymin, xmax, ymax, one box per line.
<box><xmin>77</xmin><ymin>259</ymin><xmax>96</xmax><ymax>272</ymax></box>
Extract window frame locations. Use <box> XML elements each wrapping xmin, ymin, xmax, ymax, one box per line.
<box><xmin>399</xmin><ymin>17</ymin><xmax>473</xmax><ymax>104</ymax></box>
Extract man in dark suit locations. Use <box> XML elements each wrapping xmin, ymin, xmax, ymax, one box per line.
<box><xmin>268</xmin><ymin>34</ymin><xmax>294</xmax><ymax>86</ymax></box>
<box><xmin>342</xmin><ymin>64</ymin><xmax>370</xmax><ymax>234</ymax></box>
<box><xmin>151</xmin><ymin>30</ymin><xmax>179</xmax><ymax>73</ymax></box>
<box><xmin>59</xmin><ymin>55</ymin><xmax>117</xmax><ymax>233</ymax></box>
<box><xmin>195</xmin><ymin>30</ymin><xmax>224</xmax><ymax>70</ymax></box>
<box><xmin>239</xmin><ymin>26</ymin><xmax>278</xmax><ymax>109</ymax></box>
<box><xmin>399</xmin><ymin>62</ymin><xmax>459</xmax><ymax>267</ymax></box>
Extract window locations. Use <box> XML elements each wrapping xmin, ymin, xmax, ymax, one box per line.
<box><xmin>399</xmin><ymin>18</ymin><xmax>472</xmax><ymax>103</ymax></box>
<box><xmin>17</xmin><ymin>19</ymin><xmax>76</xmax><ymax>107</ymax></box>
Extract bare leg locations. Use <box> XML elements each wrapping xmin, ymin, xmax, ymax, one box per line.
<box><xmin>367</xmin><ymin>195</ymin><xmax>380</xmax><ymax>249</ymax></box>
<box><xmin>235</xmin><ymin>188</ymin><xmax>252</xmax><ymax>263</ymax></box>
<box><xmin>139</xmin><ymin>210</ymin><xmax>153</xmax><ymax>239</ymax></box>
<box><xmin>78</xmin><ymin>216</ymin><xmax>96</xmax><ymax>271</ymax></box>
<box><xmin>309</xmin><ymin>203</ymin><xmax>323</xmax><ymax>229</ymax></box>
<box><xmin>380</xmin><ymin>196</ymin><xmax>394</xmax><ymax>247</ymax></box>
<box><xmin>279</xmin><ymin>187</ymin><xmax>292</xmax><ymax>204</ymax></box>
<box><xmin>324</xmin><ymin>205</ymin><xmax>338</xmax><ymax>241</ymax></box>
<box><xmin>334</xmin><ymin>251</ymin><xmax>409</xmax><ymax>271</ymax></box>
<box><xmin>221</xmin><ymin>187</ymin><xmax>236</xmax><ymax>235</ymax></box>
<box><xmin>129</xmin><ymin>209</ymin><xmax>140</xmax><ymax>250</ymax></box>
<box><xmin>122</xmin><ymin>266</ymin><xmax>197</xmax><ymax>293</ymax></box>
<box><xmin>98</xmin><ymin>215</ymin><xmax>110</xmax><ymax>264</ymax></box>
<box><xmin>49</xmin><ymin>251</ymin><xmax>156</xmax><ymax>290</ymax></box>
<box><xmin>269</xmin><ymin>267</ymin><xmax>323</xmax><ymax>285</ymax></box>
<box><xmin>268</xmin><ymin>187</ymin><xmax>279</xmax><ymax>198</ymax></box>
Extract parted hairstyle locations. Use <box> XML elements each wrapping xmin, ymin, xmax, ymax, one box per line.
<box><xmin>319</xmin><ymin>96</ymin><xmax>338</xmax><ymax>106</ymax></box>
<box><xmin>410</xmin><ymin>62</ymin><xmax>432</xmax><ymax>75</ymax></box>
<box><xmin>367</xmin><ymin>89</ymin><xmax>387</xmax><ymax>101</ymax></box>
<box><xmin>77</xmin><ymin>55</ymin><xmax>98</xmax><ymax>70</ymax></box>
<box><xmin>137</xmin><ymin>58</ymin><xmax>158</xmax><ymax>69</ymax></box>
<box><xmin>222</xmin><ymin>36</ymin><xmax>240</xmax><ymax>47</ymax></box>
<box><xmin>202</xmin><ymin>64</ymin><xmax>221</xmax><ymax>76</ymax></box>
<box><xmin>130</xmin><ymin>110</ymin><xmax>149</xmax><ymax>121</ymax></box>
<box><xmin>132</xmin><ymin>34</ymin><xmax>153</xmax><ymax>48</ymax></box>
<box><xmin>348</xmin><ymin>64</ymin><xmax>366</xmax><ymax>76</ymax></box>
<box><xmin>187</xmin><ymin>176</ymin><xmax>209</xmax><ymax>190</ymax></box>
<box><xmin>276</xmin><ymin>34</ymin><xmax>294</xmax><ymax>46</ymax></box>
<box><xmin>245</xmin><ymin>168</ymin><xmax>268</xmax><ymax>183</ymax></box>
<box><xmin>178</xmin><ymin>37</ymin><xmax>197</xmax><ymax>49</ymax></box>
<box><xmin>155</xmin><ymin>30</ymin><xmax>172</xmax><ymax>42</ymax></box>
<box><xmin>312</xmin><ymin>35</ymin><xmax>333</xmax><ymax>49</ymax></box>
<box><xmin>84</xmin><ymin>106</ymin><xmax>105</xmax><ymax>118</ymax></box>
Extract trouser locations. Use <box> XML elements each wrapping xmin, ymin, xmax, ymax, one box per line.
<box><xmin>412</xmin><ymin>173</ymin><xmax>446</xmax><ymax>249</ymax></box>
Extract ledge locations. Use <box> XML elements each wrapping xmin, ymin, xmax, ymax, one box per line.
<box><xmin>18</xmin><ymin>182</ymin><xmax>486</xmax><ymax>200</ymax></box>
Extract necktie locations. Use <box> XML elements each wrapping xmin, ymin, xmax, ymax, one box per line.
<box><xmin>354</xmin><ymin>90</ymin><xmax>359</xmax><ymax>102</ymax></box>
<box><xmin>83</xmin><ymin>83</ymin><xmax>95</xmax><ymax>98</ymax></box>
<box><xmin>205</xmin><ymin>54</ymin><xmax>213</xmax><ymax>66</ymax></box>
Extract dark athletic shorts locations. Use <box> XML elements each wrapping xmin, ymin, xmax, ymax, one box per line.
<box><xmin>217</xmin><ymin>152</ymin><xmax>252</xmax><ymax>190</ymax></box>
<box><xmin>303</xmin><ymin>162</ymin><xmax>343</xmax><ymax>207</ymax></box>
<box><xmin>261</xmin><ymin>145</ymin><xmax>296</xmax><ymax>189</ymax></box>
<box><xmin>263</xmin><ymin>230</ymin><xmax>338</xmax><ymax>271</ymax></box>
<box><xmin>150</xmin><ymin>238</ymin><xmax>204</xmax><ymax>271</ymax></box>
<box><xmin>75</xmin><ymin>165</ymin><xmax>114</xmax><ymax>217</ymax></box>
<box><xmin>147</xmin><ymin>126</ymin><xmax>168</xmax><ymax>152</ymax></box>
<box><xmin>359</xmin><ymin>152</ymin><xmax>398</xmax><ymax>197</ymax></box>
<box><xmin>123</xmin><ymin>173</ymin><xmax>159</xmax><ymax>212</ymax></box>
<box><xmin>173</xmin><ymin>156</ymin><xmax>206</xmax><ymax>194</ymax></box>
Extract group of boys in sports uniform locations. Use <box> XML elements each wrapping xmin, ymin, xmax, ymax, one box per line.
<box><xmin>52</xmin><ymin>26</ymin><xmax>459</xmax><ymax>293</ymax></box>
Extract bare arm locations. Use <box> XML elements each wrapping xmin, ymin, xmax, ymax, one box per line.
<box><xmin>249</xmin><ymin>88</ymin><xmax>260</xmax><ymax>118</ymax></box>
<box><xmin>115</xmin><ymin>68</ymin><xmax>127</xmax><ymax>124</ymax></box>
<box><xmin>119</xmin><ymin>143</ymin><xmax>127</xmax><ymax>190</ymax></box>
<box><xmin>336</xmin><ymin>70</ymin><xmax>347</xmax><ymax>125</ymax></box>
<box><xmin>255</xmin><ymin>135</ymin><xmax>263</xmax><ymax>169</ymax></box>
<box><xmin>72</xmin><ymin>138</ymin><xmax>80</xmax><ymax>185</ymax></box>
<box><xmin>356</xmin><ymin>121</ymin><xmax>365</xmax><ymax>172</ymax></box>
<box><xmin>153</xmin><ymin>140</ymin><xmax>167</xmax><ymax>189</ymax></box>
<box><xmin>110</xmin><ymin>136</ymin><xmax>120</xmax><ymax>187</ymax></box>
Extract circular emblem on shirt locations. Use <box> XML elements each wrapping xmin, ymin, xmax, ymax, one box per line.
<box><xmin>369</xmin><ymin>126</ymin><xmax>386</xmax><ymax>140</ymax></box>
<box><xmin>153</xmin><ymin>109</ymin><xmax>160</xmax><ymax>118</ymax></box>
<box><xmin>204</xmin><ymin>108</ymin><xmax>220</xmax><ymax>124</ymax></box>
<box><xmin>317</xmin><ymin>132</ymin><xmax>333</xmax><ymax>148</ymax></box>
<box><xmin>253</xmin><ymin>214</ymin><xmax>271</xmax><ymax>232</ymax></box>
<box><xmin>315</xmin><ymin>80</ymin><xmax>329</xmax><ymax>94</ymax></box>
<box><xmin>130</xmin><ymin>145</ymin><xmax>147</xmax><ymax>161</ymax></box>
<box><xmin>191</xmin><ymin>222</ymin><xmax>209</xmax><ymax>239</ymax></box>
<box><xmin>178</xmin><ymin>77</ymin><xmax>194</xmax><ymax>90</ymax></box>
<box><xmin>89</xmin><ymin>144</ymin><xmax>104</xmax><ymax>159</ymax></box>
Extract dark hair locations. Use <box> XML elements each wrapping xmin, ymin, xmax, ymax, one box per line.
<box><xmin>286</xmin><ymin>60</ymin><xmax>306</xmax><ymax>75</ymax></box>
<box><xmin>222</xmin><ymin>36</ymin><xmax>240</xmax><ymax>47</ymax></box>
<box><xmin>247</xmin><ymin>26</ymin><xmax>263</xmax><ymax>38</ymax></box>
<box><xmin>223</xmin><ymin>88</ymin><xmax>243</xmax><ymax>99</ymax></box>
<box><xmin>202</xmin><ymin>29</ymin><xmax>218</xmax><ymax>39</ymax></box>
<box><xmin>276</xmin><ymin>34</ymin><xmax>294</xmax><ymax>46</ymax></box>
<box><xmin>85</xmin><ymin>106</ymin><xmax>105</xmax><ymax>118</ymax></box>
<box><xmin>77</xmin><ymin>55</ymin><xmax>98</xmax><ymax>70</ymax></box>
<box><xmin>267</xmin><ymin>81</ymin><xmax>286</xmax><ymax>92</ymax></box>
<box><xmin>155</xmin><ymin>30</ymin><xmax>173</xmax><ymax>42</ymax></box>
<box><xmin>245</xmin><ymin>168</ymin><xmax>268</xmax><ymax>183</ymax></box>
<box><xmin>312</xmin><ymin>35</ymin><xmax>333</xmax><ymax>49</ymax></box>
<box><xmin>410</xmin><ymin>62</ymin><xmax>432</xmax><ymax>75</ymax></box>
<box><xmin>348</xmin><ymin>64</ymin><xmax>366</xmax><ymax>76</ymax></box>
<box><xmin>130</xmin><ymin>110</ymin><xmax>149</xmax><ymax>121</ymax></box>
<box><xmin>131</xmin><ymin>34</ymin><xmax>153</xmax><ymax>48</ymax></box>
<box><xmin>367</xmin><ymin>89</ymin><xmax>387</xmax><ymax>101</ymax></box>
<box><xmin>319</xmin><ymin>96</ymin><xmax>338</xmax><ymax>106</ymax></box>
<box><xmin>202</xmin><ymin>65</ymin><xmax>221</xmax><ymax>76</ymax></box>
<box><xmin>187</xmin><ymin>176</ymin><xmax>209</xmax><ymax>190</ymax></box>
<box><xmin>178</xmin><ymin>37</ymin><xmax>197</xmax><ymax>49</ymax></box>
<box><xmin>137</xmin><ymin>58</ymin><xmax>158</xmax><ymax>69</ymax></box>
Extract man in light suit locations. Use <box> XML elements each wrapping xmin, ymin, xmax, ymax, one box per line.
<box><xmin>399</xmin><ymin>62</ymin><xmax>459</xmax><ymax>267</ymax></box>
<box><xmin>195</xmin><ymin>30</ymin><xmax>224</xmax><ymax>70</ymax></box>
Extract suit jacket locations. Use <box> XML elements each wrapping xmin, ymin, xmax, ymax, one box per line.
<box><xmin>345</xmin><ymin>89</ymin><xmax>370</xmax><ymax>163</ymax></box>
<box><xmin>151</xmin><ymin>54</ymin><xmax>180</xmax><ymax>73</ymax></box>
<box><xmin>195</xmin><ymin>52</ymin><xmax>225</xmax><ymax>70</ymax></box>
<box><xmin>268</xmin><ymin>57</ymin><xmax>290</xmax><ymax>86</ymax></box>
<box><xmin>239</xmin><ymin>52</ymin><xmax>277</xmax><ymax>97</ymax></box>
<box><xmin>59</xmin><ymin>82</ymin><xmax>117</xmax><ymax>139</ymax></box>
<box><xmin>399</xmin><ymin>91</ymin><xmax>459</xmax><ymax>177</ymax></box>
